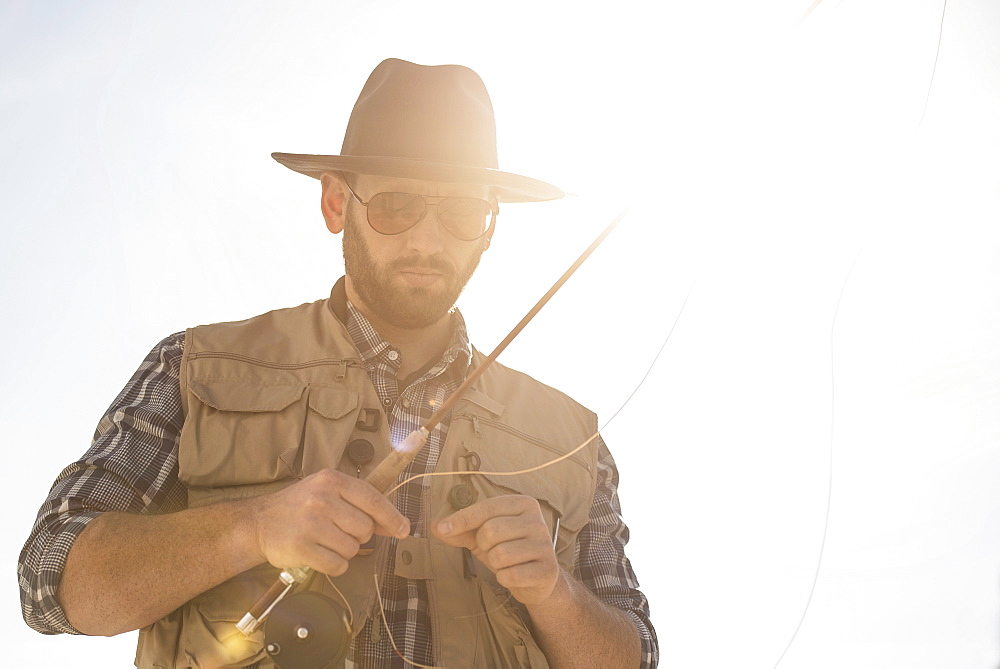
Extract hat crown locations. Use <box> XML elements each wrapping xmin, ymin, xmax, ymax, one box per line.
<box><xmin>341</xmin><ymin>59</ymin><xmax>499</xmax><ymax>170</ymax></box>
<box><xmin>271</xmin><ymin>58</ymin><xmax>563</xmax><ymax>202</ymax></box>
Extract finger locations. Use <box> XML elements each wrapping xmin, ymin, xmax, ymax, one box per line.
<box><xmin>280</xmin><ymin>514</ymin><xmax>364</xmax><ymax>562</ymax></box>
<box><xmin>264</xmin><ymin>532</ymin><xmax>353</xmax><ymax>576</ymax></box>
<box><xmin>299</xmin><ymin>542</ymin><xmax>352</xmax><ymax>577</ymax></box>
<box><xmin>298</xmin><ymin>494</ymin><xmax>375</xmax><ymax>543</ymax></box>
<box><xmin>333</xmin><ymin>472</ymin><xmax>410</xmax><ymax>538</ymax></box>
<box><xmin>436</xmin><ymin>495</ymin><xmax>537</xmax><ymax>537</ymax></box>
<box><xmin>316</xmin><ymin>523</ymin><xmax>364</xmax><ymax>562</ymax></box>
<box><xmin>475</xmin><ymin>519</ymin><xmax>550</xmax><ymax>562</ymax></box>
<box><xmin>431</xmin><ymin>521</ymin><xmax>478</xmax><ymax>550</ymax></box>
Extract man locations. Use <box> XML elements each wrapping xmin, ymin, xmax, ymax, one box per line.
<box><xmin>19</xmin><ymin>58</ymin><xmax>658</xmax><ymax>668</ymax></box>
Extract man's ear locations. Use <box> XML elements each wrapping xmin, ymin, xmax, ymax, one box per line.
<box><xmin>320</xmin><ymin>172</ymin><xmax>348</xmax><ymax>234</ymax></box>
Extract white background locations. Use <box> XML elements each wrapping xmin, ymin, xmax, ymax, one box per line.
<box><xmin>3</xmin><ymin>1</ymin><xmax>999</xmax><ymax>666</ymax></box>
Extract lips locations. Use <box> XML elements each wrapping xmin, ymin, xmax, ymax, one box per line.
<box><xmin>398</xmin><ymin>267</ymin><xmax>441</xmax><ymax>275</ymax></box>
<box><xmin>391</xmin><ymin>256</ymin><xmax>452</xmax><ymax>288</ymax></box>
<box><xmin>397</xmin><ymin>268</ymin><xmax>444</xmax><ymax>288</ymax></box>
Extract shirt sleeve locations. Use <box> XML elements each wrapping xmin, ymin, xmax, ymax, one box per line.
<box><xmin>574</xmin><ymin>436</ymin><xmax>659</xmax><ymax>668</ymax></box>
<box><xmin>18</xmin><ymin>333</ymin><xmax>188</xmax><ymax>635</ymax></box>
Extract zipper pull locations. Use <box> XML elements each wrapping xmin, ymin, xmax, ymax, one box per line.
<box><xmin>336</xmin><ymin>359</ymin><xmax>347</xmax><ymax>381</ymax></box>
<box><xmin>470</xmin><ymin>414</ymin><xmax>481</xmax><ymax>437</ymax></box>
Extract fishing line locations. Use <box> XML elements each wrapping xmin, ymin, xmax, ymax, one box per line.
<box><xmin>373</xmin><ymin>573</ymin><xmax>439</xmax><ymax>669</ymax></box>
<box><xmin>371</xmin><ymin>568</ymin><xmax>521</xmax><ymax>668</ymax></box>
<box><xmin>239</xmin><ymin>209</ymin><xmax>633</xmax><ymax>641</ymax></box>
<box><xmin>772</xmin><ymin>249</ymin><xmax>860</xmax><ymax>667</ymax></box>
<box><xmin>321</xmin><ymin>575</ymin><xmax>355</xmax><ymax>631</ymax></box>
<box><xmin>370</xmin><ymin>280</ymin><xmax>696</xmax><ymax>667</ymax></box>
<box><xmin>798</xmin><ymin>0</ymin><xmax>845</xmax><ymax>24</ymax></box>
<box><xmin>249</xmin><ymin>208</ymin><xmax>690</xmax><ymax>668</ymax></box>
<box><xmin>918</xmin><ymin>0</ymin><xmax>949</xmax><ymax>128</ymax></box>
<box><xmin>387</xmin><ymin>279</ymin><xmax>696</xmax><ymax>496</ymax></box>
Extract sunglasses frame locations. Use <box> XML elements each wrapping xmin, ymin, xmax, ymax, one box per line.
<box><xmin>342</xmin><ymin>178</ymin><xmax>497</xmax><ymax>241</ymax></box>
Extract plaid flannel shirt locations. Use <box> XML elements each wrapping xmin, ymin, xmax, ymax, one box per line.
<box><xmin>19</xmin><ymin>301</ymin><xmax>658</xmax><ymax>668</ymax></box>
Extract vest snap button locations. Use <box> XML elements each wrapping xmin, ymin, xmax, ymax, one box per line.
<box><xmin>448</xmin><ymin>484</ymin><xmax>478</xmax><ymax>510</ymax></box>
<box><xmin>347</xmin><ymin>439</ymin><xmax>374</xmax><ymax>466</ymax></box>
<box><xmin>401</xmin><ymin>550</ymin><xmax>413</xmax><ymax>565</ymax></box>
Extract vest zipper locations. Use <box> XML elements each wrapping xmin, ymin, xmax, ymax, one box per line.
<box><xmin>452</xmin><ymin>413</ymin><xmax>592</xmax><ymax>472</ymax></box>
<box><xmin>188</xmin><ymin>351</ymin><xmax>363</xmax><ymax>371</ymax></box>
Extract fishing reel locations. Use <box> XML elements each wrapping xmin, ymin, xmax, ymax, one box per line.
<box><xmin>262</xmin><ymin>591</ymin><xmax>352</xmax><ymax>669</ymax></box>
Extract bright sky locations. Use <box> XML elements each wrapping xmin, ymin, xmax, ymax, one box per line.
<box><xmin>3</xmin><ymin>1</ymin><xmax>999</xmax><ymax>667</ymax></box>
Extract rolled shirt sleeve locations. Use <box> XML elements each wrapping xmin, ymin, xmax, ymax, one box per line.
<box><xmin>18</xmin><ymin>333</ymin><xmax>188</xmax><ymax>634</ymax></box>
<box><xmin>575</xmin><ymin>438</ymin><xmax>660</xmax><ymax>667</ymax></box>
<box><xmin>18</xmin><ymin>329</ymin><xmax>660</xmax><ymax>668</ymax></box>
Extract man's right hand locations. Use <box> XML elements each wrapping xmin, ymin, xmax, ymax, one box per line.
<box><xmin>247</xmin><ymin>468</ymin><xmax>410</xmax><ymax>576</ymax></box>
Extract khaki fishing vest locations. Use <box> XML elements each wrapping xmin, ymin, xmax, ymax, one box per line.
<box><xmin>134</xmin><ymin>294</ymin><xmax>600</xmax><ymax>668</ymax></box>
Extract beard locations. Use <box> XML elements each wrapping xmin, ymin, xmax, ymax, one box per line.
<box><xmin>342</xmin><ymin>212</ymin><xmax>485</xmax><ymax>329</ymax></box>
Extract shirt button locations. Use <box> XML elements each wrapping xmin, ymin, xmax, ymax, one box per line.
<box><xmin>387</xmin><ymin>350</ymin><xmax>399</xmax><ymax>361</ymax></box>
<box><xmin>382</xmin><ymin>398</ymin><xmax>392</xmax><ymax>406</ymax></box>
<box><xmin>401</xmin><ymin>398</ymin><xmax>411</xmax><ymax>409</ymax></box>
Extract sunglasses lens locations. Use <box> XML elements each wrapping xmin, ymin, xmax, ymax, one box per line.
<box><xmin>438</xmin><ymin>197</ymin><xmax>493</xmax><ymax>240</ymax></box>
<box><xmin>367</xmin><ymin>193</ymin><xmax>424</xmax><ymax>234</ymax></box>
<box><xmin>363</xmin><ymin>192</ymin><xmax>493</xmax><ymax>239</ymax></box>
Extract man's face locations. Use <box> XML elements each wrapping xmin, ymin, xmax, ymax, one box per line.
<box><xmin>341</xmin><ymin>175</ymin><xmax>492</xmax><ymax>330</ymax></box>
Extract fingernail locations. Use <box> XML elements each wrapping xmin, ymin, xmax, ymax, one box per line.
<box><xmin>438</xmin><ymin>520</ymin><xmax>452</xmax><ymax>535</ymax></box>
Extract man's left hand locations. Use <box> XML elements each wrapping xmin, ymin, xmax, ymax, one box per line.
<box><xmin>432</xmin><ymin>494</ymin><xmax>559</xmax><ymax>605</ymax></box>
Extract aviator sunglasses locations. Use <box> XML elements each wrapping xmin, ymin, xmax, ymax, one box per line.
<box><xmin>343</xmin><ymin>179</ymin><xmax>497</xmax><ymax>241</ymax></box>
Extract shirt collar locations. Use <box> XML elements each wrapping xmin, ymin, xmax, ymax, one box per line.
<box><xmin>336</xmin><ymin>279</ymin><xmax>473</xmax><ymax>379</ymax></box>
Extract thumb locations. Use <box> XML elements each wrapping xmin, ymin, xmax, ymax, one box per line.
<box><xmin>431</xmin><ymin>517</ymin><xmax>476</xmax><ymax>549</ymax></box>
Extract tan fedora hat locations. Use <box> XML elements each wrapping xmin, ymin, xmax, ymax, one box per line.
<box><xmin>272</xmin><ymin>58</ymin><xmax>564</xmax><ymax>203</ymax></box>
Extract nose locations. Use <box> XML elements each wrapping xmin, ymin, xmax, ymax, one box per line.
<box><xmin>404</xmin><ymin>206</ymin><xmax>446</xmax><ymax>255</ymax></box>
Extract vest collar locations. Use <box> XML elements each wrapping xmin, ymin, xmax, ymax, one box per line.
<box><xmin>329</xmin><ymin>276</ymin><xmax>349</xmax><ymax>324</ymax></box>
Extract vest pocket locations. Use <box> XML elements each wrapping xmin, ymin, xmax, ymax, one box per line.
<box><xmin>476</xmin><ymin>581</ymin><xmax>550</xmax><ymax>668</ymax></box>
<box><xmin>137</xmin><ymin>567</ymin><xmax>276</xmax><ymax>668</ymax></box>
<box><xmin>181</xmin><ymin>380</ymin><xmax>308</xmax><ymax>487</ymax></box>
<box><xmin>180</xmin><ymin>380</ymin><xmax>361</xmax><ymax>488</ymax></box>
<box><xmin>301</xmin><ymin>385</ymin><xmax>365</xmax><ymax>475</ymax></box>
<box><xmin>454</xmin><ymin>429</ymin><xmax>595</xmax><ymax>572</ymax></box>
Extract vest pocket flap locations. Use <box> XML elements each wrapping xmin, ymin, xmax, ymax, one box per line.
<box><xmin>189</xmin><ymin>380</ymin><xmax>306</xmax><ymax>413</ymax></box>
<box><xmin>307</xmin><ymin>386</ymin><xmax>360</xmax><ymax>420</ymax></box>
<box><xmin>134</xmin><ymin>569</ymin><xmax>275</xmax><ymax>668</ymax></box>
<box><xmin>181</xmin><ymin>381</ymin><xmax>309</xmax><ymax>487</ymax></box>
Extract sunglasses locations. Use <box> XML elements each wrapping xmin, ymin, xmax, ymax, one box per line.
<box><xmin>343</xmin><ymin>180</ymin><xmax>497</xmax><ymax>241</ymax></box>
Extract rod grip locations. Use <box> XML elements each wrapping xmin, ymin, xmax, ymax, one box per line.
<box><xmin>365</xmin><ymin>428</ymin><xmax>428</xmax><ymax>493</ymax></box>
<box><xmin>238</xmin><ymin>428</ymin><xmax>429</xmax><ymax>635</ymax></box>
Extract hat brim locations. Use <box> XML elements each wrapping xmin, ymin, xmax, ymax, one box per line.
<box><xmin>271</xmin><ymin>153</ymin><xmax>564</xmax><ymax>203</ymax></box>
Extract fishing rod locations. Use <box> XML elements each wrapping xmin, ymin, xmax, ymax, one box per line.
<box><xmin>236</xmin><ymin>206</ymin><xmax>629</xmax><ymax>667</ymax></box>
